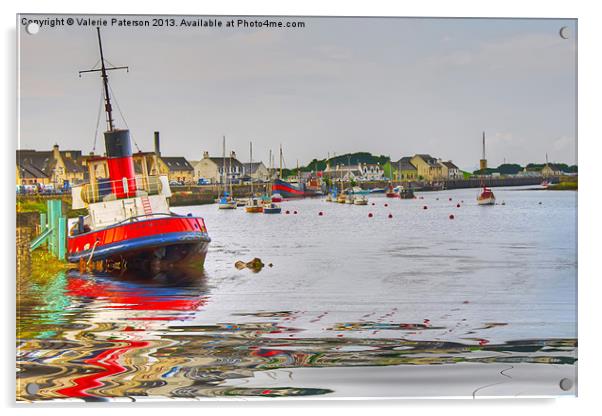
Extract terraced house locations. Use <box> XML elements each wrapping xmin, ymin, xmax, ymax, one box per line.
<box><xmin>16</xmin><ymin>144</ymin><xmax>85</xmax><ymax>187</ymax></box>
<box><xmin>410</xmin><ymin>154</ymin><xmax>445</xmax><ymax>181</ymax></box>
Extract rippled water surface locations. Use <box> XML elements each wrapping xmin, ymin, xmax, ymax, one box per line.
<box><xmin>17</xmin><ymin>187</ymin><xmax>577</xmax><ymax>400</ymax></box>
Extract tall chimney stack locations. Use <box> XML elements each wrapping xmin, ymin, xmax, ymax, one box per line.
<box><xmin>154</xmin><ymin>131</ymin><xmax>161</xmax><ymax>156</ymax></box>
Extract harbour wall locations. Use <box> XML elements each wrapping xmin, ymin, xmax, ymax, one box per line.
<box><xmin>16</xmin><ymin>176</ymin><xmax>549</xmax><ymax>208</ymax></box>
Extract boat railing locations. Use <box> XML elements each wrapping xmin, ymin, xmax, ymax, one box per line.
<box><xmin>77</xmin><ymin>175</ymin><xmax>165</xmax><ymax>204</ymax></box>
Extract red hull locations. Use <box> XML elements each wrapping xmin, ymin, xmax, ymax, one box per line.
<box><xmin>67</xmin><ymin>216</ymin><xmax>210</xmax><ymax>272</ymax></box>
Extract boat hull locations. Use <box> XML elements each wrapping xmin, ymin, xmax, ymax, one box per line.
<box><xmin>477</xmin><ymin>197</ymin><xmax>496</xmax><ymax>205</ymax></box>
<box><xmin>272</xmin><ymin>179</ymin><xmax>305</xmax><ymax>198</ymax></box>
<box><xmin>67</xmin><ymin>216</ymin><xmax>210</xmax><ymax>272</ymax></box>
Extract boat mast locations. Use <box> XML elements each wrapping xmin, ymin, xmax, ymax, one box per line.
<box><xmin>250</xmin><ymin>141</ymin><xmax>254</xmax><ymax>197</ymax></box>
<box><xmin>79</xmin><ymin>28</ymin><xmax>128</xmax><ymax>132</ymax></box>
<box><xmin>279</xmin><ymin>145</ymin><xmax>283</xmax><ymax>179</ymax></box>
<box><xmin>221</xmin><ymin>136</ymin><xmax>226</xmax><ymax>197</ymax></box>
<box><xmin>229</xmin><ymin>148</ymin><xmax>233</xmax><ymax>196</ymax></box>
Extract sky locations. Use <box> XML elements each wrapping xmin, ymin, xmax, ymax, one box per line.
<box><xmin>18</xmin><ymin>15</ymin><xmax>577</xmax><ymax>171</ymax></box>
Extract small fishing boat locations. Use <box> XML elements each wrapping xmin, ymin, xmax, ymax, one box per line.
<box><xmin>271</xmin><ymin>193</ymin><xmax>283</xmax><ymax>203</ymax></box>
<box><xmin>347</xmin><ymin>186</ymin><xmax>370</xmax><ymax>195</ymax></box>
<box><xmin>477</xmin><ymin>185</ymin><xmax>496</xmax><ymax>205</ymax></box>
<box><xmin>218</xmin><ymin>193</ymin><xmax>237</xmax><ymax>209</ymax></box>
<box><xmin>244</xmin><ymin>197</ymin><xmax>264</xmax><ymax>213</ymax></box>
<box><xmin>353</xmin><ymin>195</ymin><xmax>368</xmax><ymax>205</ymax></box>
<box><xmin>262</xmin><ymin>202</ymin><xmax>282</xmax><ymax>214</ymax></box>
<box><xmin>385</xmin><ymin>183</ymin><xmax>399</xmax><ymax>198</ymax></box>
<box><xmin>398</xmin><ymin>187</ymin><xmax>415</xmax><ymax>199</ymax></box>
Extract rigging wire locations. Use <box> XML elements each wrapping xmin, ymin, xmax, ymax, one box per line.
<box><xmin>91</xmin><ymin>83</ymin><xmax>104</xmax><ymax>154</ymax></box>
<box><xmin>107</xmin><ymin>82</ymin><xmax>141</xmax><ymax>152</ymax></box>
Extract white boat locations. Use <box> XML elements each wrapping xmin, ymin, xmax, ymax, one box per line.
<box><xmin>353</xmin><ymin>195</ymin><xmax>368</xmax><ymax>205</ymax></box>
<box><xmin>477</xmin><ymin>186</ymin><xmax>496</xmax><ymax>205</ymax></box>
<box><xmin>345</xmin><ymin>194</ymin><xmax>355</xmax><ymax>204</ymax></box>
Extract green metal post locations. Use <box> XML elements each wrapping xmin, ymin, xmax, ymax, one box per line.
<box><xmin>57</xmin><ymin>217</ymin><xmax>66</xmax><ymax>260</ymax></box>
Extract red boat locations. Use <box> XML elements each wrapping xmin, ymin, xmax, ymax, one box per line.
<box><xmin>67</xmin><ymin>28</ymin><xmax>210</xmax><ymax>274</ymax></box>
<box><xmin>385</xmin><ymin>183</ymin><xmax>399</xmax><ymax>198</ymax></box>
<box><xmin>477</xmin><ymin>186</ymin><xmax>496</xmax><ymax>205</ymax></box>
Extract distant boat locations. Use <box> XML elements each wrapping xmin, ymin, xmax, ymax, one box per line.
<box><xmin>477</xmin><ymin>185</ymin><xmax>496</xmax><ymax>205</ymax></box>
<box><xmin>346</xmin><ymin>186</ymin><xmax>369</xmax><ymax>195</ymax></box>
<box><xmin>262</xmin><ymin>202</ymin><xmax>282</xmax><ymax>214</ymax></box>
<box><xmin>541</xmin><ymin>179</ymin><xmax>551</xmax><ymax>188</ymax></box>
<box><xmin>245</xmin><ymin>142</ymin><xmax>264</xmax><ymax>213</ymax></box>
<box><xmin>353</xmin><ymin>195</ymin><xmax>368</xmax><ymax>205</ymax></box>
<box><xmin>385</xmin><ymin>183</ymin><xmax>399</xmax><ymax>198</ymax></box>
<box><xmin>271</xmin><ymin>193</ymin><xmax>283</xmax><ymax>202</ymax></box>
<box><xmin>218</xmin><ymin>193</ymin><xmax>237</xmax><ymax>209</ymax></box>
<box><xmin>398</xmin><ymin>187</ymin><xmax>415</xmax><ymax>199</ymax></box>
<box><xmin>370</xmin><ymin>187</ymin><xmax>385</xmax><ymax>194</ymax></box>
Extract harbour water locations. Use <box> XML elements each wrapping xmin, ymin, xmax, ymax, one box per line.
<box><xmin>16</xmin><ymin>186</ymin><xmax>577</xmax><ymax>400</ymax></box>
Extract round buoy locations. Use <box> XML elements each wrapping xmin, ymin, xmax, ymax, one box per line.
<box><xmin>448</xmin><ymin>197</ymin><xmax>452</xmax><ymax>201</ymax></box>
<box><xmin>449</xmin><ymin>214</ymin><xmax>455</xmax><ymax>219</ymax></box>
<box><xmin>318</xmin><ymin>211</ymin><xmax>323</xmax><ymax>216</ymax></box>
<box><xmin>368</xmin><ymin>213</ymin><xmax>373</xmax><ymax>218</ymax></box>
<box><xmin>388</xmin><ymin>213</ymin><xmax>393</xmax><ymax>218</ymax></box>
<box><xmin>293</xmin><ymin>210</ymin><xmax>298</xmax><ymax>214</ymax></box>
<box><xmin>371</xmin><ymin>202</ymin><xmax>375</xmax><ymax>206</ymax></box>
<box><xmin>456</xmin><ymin>203</ymin><xmax>461</xmax><ymax>208</ymax></box>
<box><xmin>420</xmin><ymin>196</ymin><xmax>424</xmax><ymax>199</ymax></box>
<box><xmin>461</xmin><ymin>200</ymin><xmax>464</xmax><ymax>203</ymax></box>
<box><xmin>384</xmin><ymin>203</ymin><xmax>388</xmax><ymax>207</ymax></box>
<box><xmin>436</xmin><ymin>198</ymin><xmax>439</xmax><ymax>201</ymax></box>
<box><xmin>285</xmin><ymin>210</ymin><xmax>290</xmax><ymax>214</ymax></box>
<box><xmin>538</xmin><ymin>202</ymin><xmax>542</xmax><ymax>205</ymax></box>
<box><xmin>423</xmin><ymin>205</ymin><xmax>428</xmax><ymax>210</ymax></box>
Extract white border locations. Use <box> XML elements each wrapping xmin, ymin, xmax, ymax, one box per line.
<box><xmin>3</xmin><ymin>1</ymin><xmax>599</xmax><ymax>415</ymax></box>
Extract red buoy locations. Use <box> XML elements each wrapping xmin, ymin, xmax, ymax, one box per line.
<box><xmin>449</xmin><ymin>214</ymin><xmax>455</xmax><ymax>219</ymax></box>
<box><xmin>371</xmin><ymin>202</ymin><xmax>375</xmax><ymax>206</ymax></box>
<box><xmin>285</xmin><ymin>210</ymin><xmax>290</xmax><ymax>214</ymax></box>
<box><xmin>293</xmin><ymin>210</ymin><xmax>298</xmax><ymax>214</ymax></box>
<box><xmin>368</xmin><ymin>213</ymin><xmax>373</xmax><ymax>218</ymax></box>
<box><xmin>388</xmin><ymin>213</ymin><xmax>393</xmax><ymax>218</ymax></box>
<box><xmin>423</xmin><ymin>206</ymin><xmax>428</xmax><ymax>210</ymax></box>
<box><xmin>456</xmin><ymin>203</ymin><xmax>461</xmax><ymax>208</ymax></box>
<box><xmin>384</xmin><ymin>203</ymin><xmax>388</xmax><ymax>207</ymax></box>
<box><xmin>448</xmin><ymin>197</ymin><xmax>452</xmax><ymax>201</ymax></box>
<box><xmin>318</xmin><ymin>211</ymin><xmax>323</xmax><ymax>216</ymax></box>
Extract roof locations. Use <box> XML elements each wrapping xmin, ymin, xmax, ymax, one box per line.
<box><xmin>394</xmin><ymin>156</ymin><xmax>417</xmax><ymax>171</ymax></box>
<box><xmin>17</xmin><ymin>161</ymin><xmax>49</xmax><ymax>179</ymax></box>
<box><xmin>243</xmin><ymin>162</ymin><xmax>266</xmax><ymax>174</ymax></box>
<box><xmin>206</xmin><ymin>157</ymin><xmax>244</xmax><ymax>169</ymax></box>
<box><xmin>17</xmin><ymin>150</ymin><xmax>55</xmax><ymax>176</ymax></box>
<box><xmin>546</xmin><ymin>163</ymin><xmax>566</xmax><ymax>172</ymax></box>
<box><xmin>415</xmin><ymin>154</ymin><xmax>440</xmax><ymax>166</ymax></box>
<box><xmin>441</xmin><ymin>161</ymin><xmax>459</xmax><ymax>170</ymax></box>
<box><xmin>161</xmin><ymin>157</ymin><xmax>194</xmax><ymax>171</ymax></box>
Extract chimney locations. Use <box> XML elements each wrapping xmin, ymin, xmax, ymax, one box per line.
<box><xmin>203</xmin><ymin>151</ymin><xmax>209</xmax><ymax>159</ymax></box>
<box><xmin>154</xmin><ymin>131</ymin><xmax>161</xmax><ymax>156</ymax></box>
<box><xmin>230</xmin><ymin>150</ymin><xmax>236</xmax><ymax>159</ymax></box>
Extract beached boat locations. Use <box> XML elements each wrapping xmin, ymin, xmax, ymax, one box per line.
<box><xmin>477</xmin><ymin>185</ymin><xmax>496</xmax><ymax>205</ymax></box>
<box><xmin>68</xmin><ymin>28</ymin><xmax>210</xmax><ymax>274</ymax></box>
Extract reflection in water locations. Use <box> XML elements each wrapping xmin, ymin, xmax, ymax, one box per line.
<box><xmin>17</xmin><ymin>190</ymin><xmax>578</xmax><ymax>400</ymax></box>
<box><xmin>17</xmin><ymin>270</ymin><xmax>576</xmax><ymax>401</ymax></box>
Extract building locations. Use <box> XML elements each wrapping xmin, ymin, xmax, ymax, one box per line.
<box><xmin>392</xmin><ymin>157</ymin><xmax>418</xmax><ymax>182</ymax></box>
<box><xmin>479</xmin><ymin>131</ymin><xmax>488</xmax><ymax>171</ymax></box>
<box><xmin>541</xmin><ymin>163</ymin><xmax>565</xmax><ymax>177</ymax></box>
<box><xmin>358</xmin><ymin>163</ymin><xmax>384</xmax><ymax>181</ymax></box>
<box><xmin>193</xmin><ymin>151</ymin><xmax>244</xmax><ymax>184</ymax></box>
<box><xmin>410</xmin><ymin>154</ymin><xmax>445</xmax><ymax>181</ymax></box>
<box><xmin>440</xmin><ymin>161</ymin><xmax>462</xmax><ymax>179</ymax></box>
<box><xmin>157</xmin><ymin>157</ymin><xmax>194</xmax><ymax>184</ymax></box>
<box><xmin>16</xmin><ymin>145</ymin><xmax>85</xmax><ymax>187</ymax></box>
<box><xmin>243</xmin><ymin>162</ymin><xmax>270</xmax><ymax>182</ymax></box>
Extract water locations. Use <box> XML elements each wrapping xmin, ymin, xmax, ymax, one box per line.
<box><xmin>16</xmin><ymin>187</ymin><xmax>577</xmax><ymax>400</ymax></box>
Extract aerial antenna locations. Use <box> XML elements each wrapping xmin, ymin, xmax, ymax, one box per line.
<box><xmin>79</xmin><ymin>28</ymin><xmax>129</xmax><ymax>132</ymax></box>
